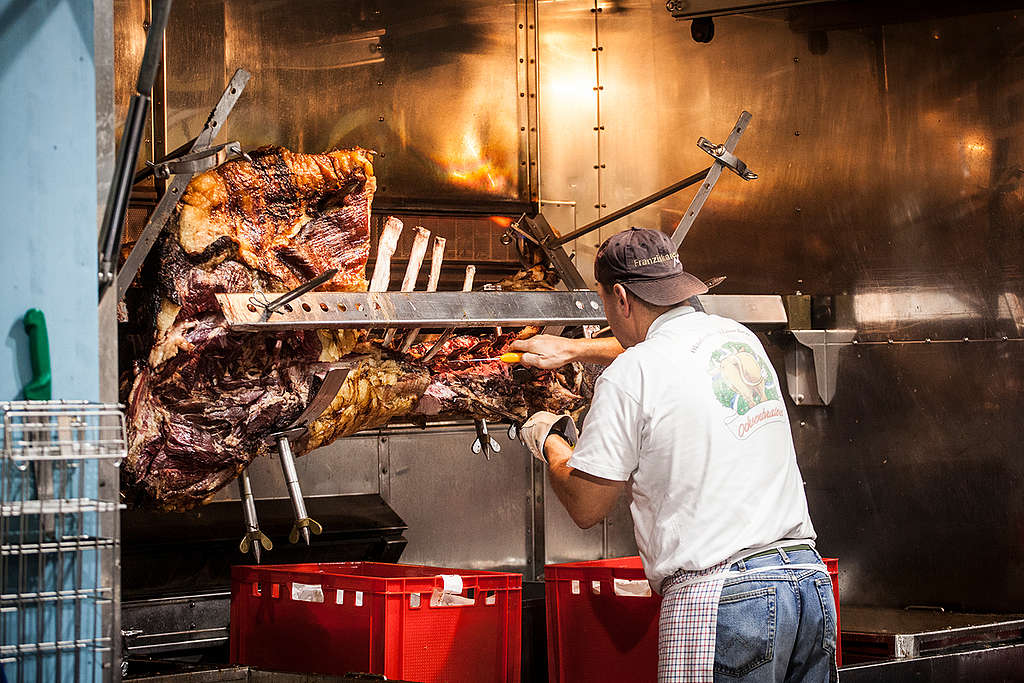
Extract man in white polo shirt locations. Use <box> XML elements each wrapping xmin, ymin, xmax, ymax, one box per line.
<box><xmin>512</xmin><ymin>228</ymin><xmax>837</xmax><ymax>683</ymax></box>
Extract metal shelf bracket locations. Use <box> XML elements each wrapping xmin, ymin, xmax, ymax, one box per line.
<box><xmin>784</xmin><ymin>329</ymin><xmax>856</xmax><ymax>405</ymax></box>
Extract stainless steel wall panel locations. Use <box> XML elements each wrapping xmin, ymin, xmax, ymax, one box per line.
<box><xmin>543</xmin><ymin>474</ymin><xmax>605</xmax><ymax>564</ymax></box>
<box><xmin>116</xmin><ymin>0</ymin><xmax>528</xmax><ymax>206</ymax></box>
<box><xmin>387</xmin><ymin>425</ymin><xmax>529</xmax><ymax>571</ymax></box>
<box><xmin>774</xmin><ymin>338</ymin><xmax>1024</xmax><ymax>611</ymax></box>
<box><xmin>536</xmin><ymin>0</ymin><xmax>602</xmax><ymax>270</ymax></box>
<box><xmin>210</xmin><ymin>433</ymin><xmax>380</xmax><ymax>502</ymax></box>
<box><xmin>537</xmin><ymin>4</ymin><xmax>1023</xmax><ymax>318</ymax></box>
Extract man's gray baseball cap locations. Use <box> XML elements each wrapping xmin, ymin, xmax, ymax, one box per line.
<box><xmin>594</xmin><ymin>227</ymin><xmax>708</xmax><ymax>306</ymax></box>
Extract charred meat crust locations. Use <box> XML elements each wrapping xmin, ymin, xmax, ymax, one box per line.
<box><xmin>124</xmin><ymin>147</ymin><xmax>593</xmax><ymax>511</ymax></box>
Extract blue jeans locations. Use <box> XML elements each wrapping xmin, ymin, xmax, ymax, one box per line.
<box><xmin>714</xmin><ymin>548</ymin><xmax>838</xmax><ymax>682</ymax></box>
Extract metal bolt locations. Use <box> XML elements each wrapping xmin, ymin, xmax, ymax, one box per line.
<box><xmin>793</xmin><ymin>57</ymin><xmax>800</xmax><ymax>63</ymax></box>
<box><xmin>963</xmin><ymin>336</ymin><xmax>970</xmax><ymax>343</ymax></box>
<box><xmin>378</xmin><ymin>116</ymin><xmax>385</xmax><ymax>122</ymax></box>
<box><xmin>799</xmin><ymin>421</ymin><xmax>806</xmax><ymax>427</ymax></box>
<box><xmin>380</xmin><ymin>437</ymin><xmax>388</xmax><ymax>443</ymax></box>
<box><xmin>794</xmin><ymin>130</ymin><xmax>801</xmax><ymax>136</ymax></box>
<box><xmin>887</xmin><ymin>338</ymin><xmax>894</xmax><ymax>344</ymax></box>
<box><xmin>925</xmin><ymin>338</ymin><xmax>932</xmax><ymax>343</ymax></box>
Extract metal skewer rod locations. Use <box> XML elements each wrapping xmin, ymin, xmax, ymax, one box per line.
<box><xmin>547</xmin><ymin>167</ymin><xmax>711</xmax><ymax>248</ymax></box>
<box><xmin>276</xmin><ymin>436</ymin><xmax>320</xmax><ymax>546</ymax></box>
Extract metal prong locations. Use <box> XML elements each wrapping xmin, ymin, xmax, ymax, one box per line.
<box><xmin>238</xmin><ymin>469</ymin><xmax>272</xmax><ymax>563</ymax></box>
<box><xmin>472</xmin><ymin>419</ymin><xmax>501</xmax><ymax>460</ymax></box>
<box><xmin>289</xmin><ymin>517</ymin><xmax>323</xmax><ymax>546</ymax></box>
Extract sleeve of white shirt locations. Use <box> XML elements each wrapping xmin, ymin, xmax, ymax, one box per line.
<box><xmin>567</xmin><ymin>375</ymin><xmax>643</xmax><ymax>482</ymax></box>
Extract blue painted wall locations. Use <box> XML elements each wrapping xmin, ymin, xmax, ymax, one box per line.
<box><xmin>0</xmin><ymin>0</ymin><xmax>99</xmax><ymax>402</ymax></box>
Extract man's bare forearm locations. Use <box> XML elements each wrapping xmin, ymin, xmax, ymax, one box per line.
<box><xmin>512</xmin><ymin>334</ymin><xmax>624</xmax><ymax>369</ymax></box>
<box><xmin>571</xmin><ymin>336</ymin><xmax>625</xmax><ymax>365</ymax></box>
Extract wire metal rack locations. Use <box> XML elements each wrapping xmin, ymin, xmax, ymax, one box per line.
<box><xmin>1</xmin><ymin>401</ymin><xmax>126</xmax><ymax>682</ymax></box>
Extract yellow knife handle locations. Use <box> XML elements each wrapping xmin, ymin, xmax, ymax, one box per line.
<box><xmin>499</xmin><ymin>352</ymin><xmax>524</xmax><ymax>364</ymax></box>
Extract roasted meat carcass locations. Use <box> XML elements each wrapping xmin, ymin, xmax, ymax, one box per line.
<box><xmin>124</xmin><ymin>146</ymin><xmax>592</xmax><ymax>511</ymax></box>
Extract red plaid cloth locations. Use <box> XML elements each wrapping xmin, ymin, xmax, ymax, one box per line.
<box><xmin>657</xmin><ymin>562</ymin><xmax>730</xmax><ymax>683</ymax></box>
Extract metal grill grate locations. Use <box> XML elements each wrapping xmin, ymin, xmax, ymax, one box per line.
<box><xmin>1</xmin><ymin>401</ymin><xmax>126</xmax><ymax>682</ymax></box>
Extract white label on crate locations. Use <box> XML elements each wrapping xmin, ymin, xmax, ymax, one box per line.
<box><xmin>336</xmin><ymin>590</ymin><xmax>344</xmax><ymax>605</ymax></box>
<box><xmin>485</xmin><ymin>592</ymin><xmax>496</xmax><ymax>606</ymax></box>
<box><xmin>437</xmin><ymin>574</ymin><xmax>464</xmax><ymax>595</ymax></box>
<box><xmin>355</xmin><ymin>591</ymin><xmax>364</xmax><ymax>607</ymax></box>
<box><xmin>613</xmin><ymin>578</ymin><xmax>653</xmax><ymax>598</ymax></box>
<box><xmin>291</xmin><ymin>582</ymin><xmax>325</xmax><ymax>603</ymax></box>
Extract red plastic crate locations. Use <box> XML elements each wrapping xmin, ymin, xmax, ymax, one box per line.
<box><xmin>231</xmin><ymin>561</ymin><xmax>521</xmax><ymax>683</ymax></box>
<box><xmin>545</xmin><ymin>556</ymin><xmax>840</xmax><ymax>683</ymax></box>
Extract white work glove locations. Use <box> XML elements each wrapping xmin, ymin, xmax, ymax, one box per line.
<box><xmin>520</xmin><ymin>411</ymin><xmax>578</xmax><ymax>462</ymax></box>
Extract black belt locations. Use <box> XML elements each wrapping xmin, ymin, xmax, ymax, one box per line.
<box><xmin>741</xmin><ymin>543</ymin><xmax>814</xmax><ymax>562</ymax></box>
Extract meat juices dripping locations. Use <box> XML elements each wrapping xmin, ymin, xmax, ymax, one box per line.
<box><xmin>123</xmin><ymin>146</ymin><xmax>592</xmax><ymax>511</ymax></box>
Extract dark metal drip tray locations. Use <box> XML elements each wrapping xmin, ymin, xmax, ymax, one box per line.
<box><xmin>842</xmin><ymin>606</ymin><xmax>1024</xmax><ymax>663</ymax></box>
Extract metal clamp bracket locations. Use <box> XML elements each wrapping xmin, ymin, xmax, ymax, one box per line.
<box><xmin>784</xmin><ymin>329</ymin><xmax>856</xmax><ymax>405</ymax></box>
<box><xmin>697</xmin><ymin>136</ymin><xmax>758</xmax><ymax>180</ymax></box>
<box><xmin>145</xmin><ymin>141</ymin><xmax>249</xmax><ymax>180</ymax></box>
<box><xmin>472</xmin><ymin>419</ymin><xmax>501</xmax><ymax>459</ymax></box>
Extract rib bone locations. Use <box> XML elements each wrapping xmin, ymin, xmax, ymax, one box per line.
<box><xmin>369</xmin><ymin>216</ymin><xmax>404</xmax><ymax>292</ymax></box>
<box><xmin>399</xmin><ymin>236</ymin><xmax>446</xmax><ymax>353</ymax></box>
<box><xmin>384</xmin><ymin>226</ymin><xmax>430</xmax><ymax>345</ymax></box>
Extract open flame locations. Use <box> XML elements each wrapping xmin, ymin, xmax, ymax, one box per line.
<box><xmin>489</xmin><ymin>216</ymin><xmax>513</xmax><ymax>228</ymax></box>
<box><xmin>437</xmin><ymin>132</ymin><xmax>514</xmax><ymax>194</ymax></box>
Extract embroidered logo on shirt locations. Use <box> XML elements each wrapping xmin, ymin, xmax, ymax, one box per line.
<box><xmin>708</xmin><ymin>342</ymin><xmax>785</xmax><ymax>439</ymax></box>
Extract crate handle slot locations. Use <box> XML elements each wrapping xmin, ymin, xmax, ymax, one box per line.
<box><xmin>613</xmin><ymin>578</ymin><xmax>653</xmax><ymax>598</ymax></box>
<box><xmin>291</xmin><ymin>582</ymin><xmax>325</xmax><ymax>603</ymax></box>
<box><xmin>429</xmin><ymin>574</ymin><xmax>475</xmax><ymax>607</ymax></box>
